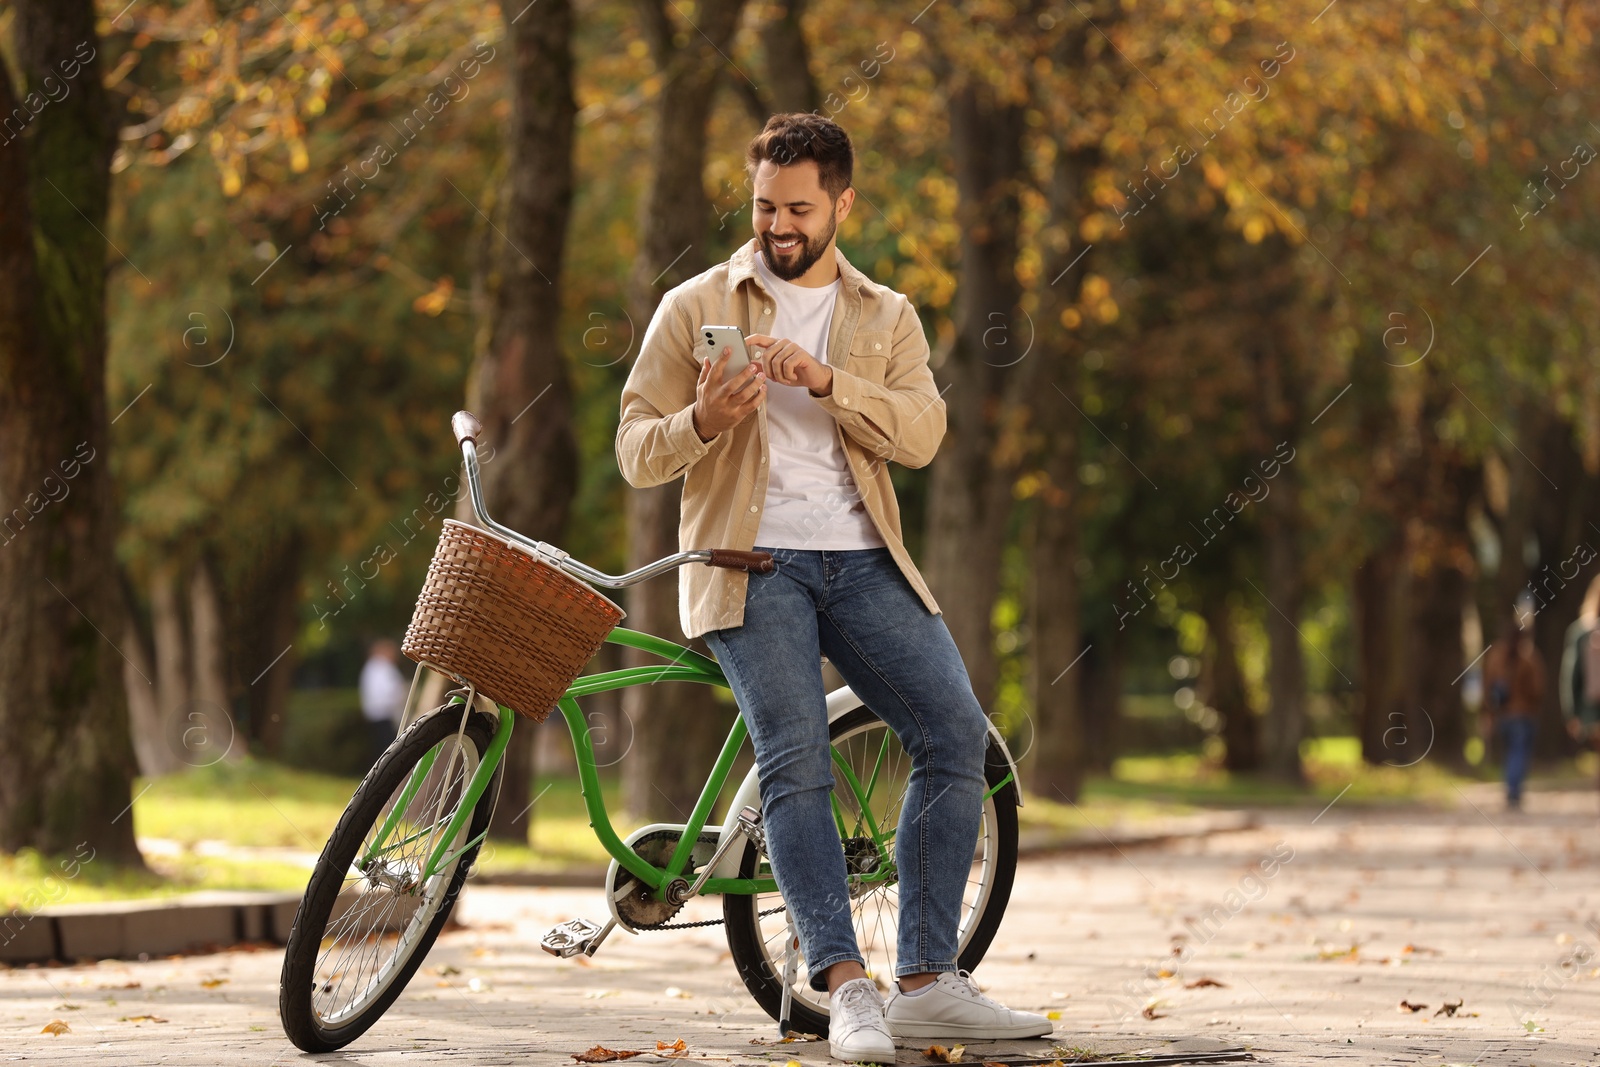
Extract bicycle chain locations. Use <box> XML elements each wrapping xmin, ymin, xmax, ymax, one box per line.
<box><xmin>648</xmin><ymin>902</ymin><xmax>789</xmax><ymax>931</ymax></box>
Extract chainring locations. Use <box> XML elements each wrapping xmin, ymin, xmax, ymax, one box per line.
<box><xmin>610</xmin><ymin>829</ymin><xmax>720</xmax><ymax>930</ymax></box>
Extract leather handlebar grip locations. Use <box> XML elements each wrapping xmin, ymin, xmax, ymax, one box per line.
<box><xmin>452</xmin><ymin>410</ymin><xmax>484</xmax><ymax>446</ymax></box>
<box><xmin>708</xmin><ymin>549</ymin><xmax>776</xmax><ymax>574</ymax></box>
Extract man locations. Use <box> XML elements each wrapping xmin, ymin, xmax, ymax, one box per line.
<box><xmin>359</xmin><ymin>638</ymin><xmax>409</xmax><ymax>765</ymax></box>
<box><xmin>1559</xmin><ymin>575</ymin><xmax>1600</xmax><ymax>796</ymax></box>
<box><xmin>616</xmin><ymin>113</ymin><xmax>1049</xmax><ymax>1060</ymax></box>
<box><xmin>1482</xmin><ymin>610</ymin><xmax>1546</xmax><ymax>811</ymax></box>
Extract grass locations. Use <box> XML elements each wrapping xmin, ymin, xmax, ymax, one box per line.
<box><xmin>0</xmin><ymin>848</ymin><xmax>316</xmax><ymax>910</ymax></box>
<box><xmin>4</xmin><ymin>735</ymin><xmax>1595</xmax><ymax>908</ymax></box>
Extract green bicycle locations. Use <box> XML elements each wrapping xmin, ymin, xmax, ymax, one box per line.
<box><xmin>277</xmin><ymin>411</ymin><xmax>1023</xmax><ymax>1053</ymax></box>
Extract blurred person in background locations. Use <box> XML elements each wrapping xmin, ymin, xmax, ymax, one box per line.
<box><xmin>1559</xmin><ymin>575</ymin><xmax>1600</xmax><ymax>795</ymax></box>
<box><xmin>1482</xmin><ymin>609</ymin><xmax>1546</xmax><ymax>811</ymax></box>
<box><xmin>360</xmin><ymin>638</ymin><xmax>409</xmax><ymax>765</ymax></box>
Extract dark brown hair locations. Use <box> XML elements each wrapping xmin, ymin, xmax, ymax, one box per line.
<box><xmin>745</xmin><ymin>113</ymin><xmax>854</xmax><ymax>201</ymax></box>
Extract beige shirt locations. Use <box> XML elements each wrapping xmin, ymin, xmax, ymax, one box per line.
<box><xmin>616</xmin><ymin>238</ymin><xmax>946</xmax><ymax>639</ymax></box>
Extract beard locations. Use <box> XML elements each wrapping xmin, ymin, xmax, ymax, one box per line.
<box><xmin>759</xmin><ymin>211</ymin><xmax>837</xmax><ymax>281</ymax></box>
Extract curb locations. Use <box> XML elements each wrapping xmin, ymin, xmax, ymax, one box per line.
<box><xmin>1</xmin><ymin>891</ymin><xmax>301</xmax><ymax>966</ymax></box>
<box><xmin>1</xmin><ymin>813</ymin><xmax>1257</xmax><ymax>965</ymax></box>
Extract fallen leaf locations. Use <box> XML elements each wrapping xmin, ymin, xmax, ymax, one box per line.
<box><xmin>118</xmin><ymin>1015</ymin><xmax>169</xmax><ymax>1024</ymax></box>
<box><xmin>663</xmin><ymin>986</ymin><xmax>693</xmax><ymax>999</ymax></box>
<box><xmin>925</xmin><ymin>1045</ymin><xmax>966</xmax><ymax>1063</ymax></box>
<box><xmin>1434</xmin><ymin>999</ymin><xmax>1464</xmax><ymax>1018</ymax></box>
<box><xmin>657</xmin><ymin>1039</ymin><xmax>688</xmax><ymax>1057</ymax></box>
<box><xmin>1319</xmin><ymin>944</ymin><xmax>1359</xmax><ymax>961</ymax></box>
<box><xmin>41</xmin><ymin>1020</ymin><xmax>70</xmax><ymax>1036</ymax></box>
<box><xmin>433</xmin><ymin>965</ymin><xmax>461</xmax><ymax>977</ymax></box>
<box><xmin>1402</xmin><ymin>944</ymin><xmax>1442</xmax><ymax>956</ymax></box>
<box><xmin>1185</xmin><ymin>977</ymin><xmax>1228</xmax><ymax>989</ymax></box>
<box><xmin>1046</xmin><ymin>1009</ymin><xmax>1062</xmax><ymax>1020</ymax></box>
<box><xmin>200</xmin><ymin>978</ymin><xmax>228</xmax><ymax>989</ymax></box>
<box><xmin>1398</xmin><ymin>1000</ymin><xmax>1427</xmax><ymax>1013</ymax></box>
<box><xmin>1156</xmin><ymin>967</ymin><xmax>1175</xmax><ymax>978</ymax></box>
<box><xmin>572</xmin><ymin>1047</ymin><xmax>644</xmax><ymax>1063</ymax></box>
<box><xmin>1142</xmin><ymin>1002</ymin><xmax>1167</xmax><ymax>1020</ymax></box>
<box><xmin>786</xmin><ymin>1061</ymin><xmax>803</xmax><ymax>1067</ymax></box>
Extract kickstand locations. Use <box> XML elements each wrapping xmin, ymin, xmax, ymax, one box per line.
<box><xmin>777</xmin><ymin>909</ymin><xmax>800</xmax><ymax>1038</ymax></box>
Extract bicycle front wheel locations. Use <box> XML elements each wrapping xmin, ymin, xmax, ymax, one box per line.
<box><xmin>279</xmin><ymin>701</ymin><xmax>503</xmax><ymax>1052</ymax></box>
<box><xmin>722</xmin><ymin>704</ymin><xmax>1019</xmax><ymax>1036</ymax></box>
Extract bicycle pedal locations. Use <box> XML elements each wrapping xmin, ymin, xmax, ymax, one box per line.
<box><xmin>736</xmin><ymin>805</ymin><xmax>766</xmax><ymax>853</ymax></box>
<box><xmin>541</xmin><ymin>918</ymin><xmax>606</xmax><ymax>958</ymax></box>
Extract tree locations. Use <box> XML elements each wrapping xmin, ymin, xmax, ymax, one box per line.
<box><xmin>919</xmin><ymin>7</ymin><xmax>1034</xmax><ymax>718</ymax></box>
<box><xmin>0</xmin><ymin>0</ymin><xmax>143</xmax><ymax>863</ymax></box>
<box><xmin>106</xmin><ymin>1</ymin><xmax>499</xmax><ymax>764</ymax></box>
<box><xmin>620</xmin><ymin>0</ymin><xmax>751</xmax><ymax>821</ymax></box>
<box><xmin>462</xmin><ymin>0</ymin><xmax>581</xmax><ymax>842</ymax></box>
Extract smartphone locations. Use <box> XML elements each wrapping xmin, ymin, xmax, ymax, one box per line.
<box><xmin>700</xmin><ymin>325</ymin><xmax>754</xmax><ymax>384</ymax></box>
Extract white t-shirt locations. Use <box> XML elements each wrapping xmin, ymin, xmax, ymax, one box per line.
<box><xmin>753</xmin><ymin>252</ymin><xmax>885</xmax><ymax>551</ymax></box>
<box><xmin>360</xmin><ymin>657</ymin><xmax>409</xmax><ymax>723</ymax></box>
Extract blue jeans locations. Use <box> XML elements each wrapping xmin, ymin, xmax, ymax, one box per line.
<box><xmin>1499</xmin><ymin>716</ymin><xmax>1536</xmax><ymax>804</ymax></box>
<box><xmin>702</xmin><ymin>546</ymin><xmax>989</xmax><ymax>992</ymax></box>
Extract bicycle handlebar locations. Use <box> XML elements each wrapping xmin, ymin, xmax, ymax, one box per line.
<box><xmin>452</xmin><ymin>410</ymin><xmax>483</xmax><ymax>446</ymax></box>
<box><xmin>450</xmin><ymin>410</ymin><xmax>774</xmax><ymax>587</ymax></box>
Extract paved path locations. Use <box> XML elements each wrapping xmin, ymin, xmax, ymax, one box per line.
<box><xmin>4</xmin><ymin>785</ymin><xmax>1598</xmax><ymax>1065</ymax></box>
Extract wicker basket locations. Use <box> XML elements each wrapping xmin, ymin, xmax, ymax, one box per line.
<box><xmin>402</xmin><ymin>520</ymin><xmax>625</xmax><ymax>722</ymax></box>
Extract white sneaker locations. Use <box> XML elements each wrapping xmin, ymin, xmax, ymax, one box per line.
<box><xmin>828</xmin><ymin>977</ymin><xmax>897</xmax><ymax>1062</ymax></box>
<box><xmin>884</xmin><ymin>970</ymin><xmax>1053</xmax><ymax>1039</ymax></box>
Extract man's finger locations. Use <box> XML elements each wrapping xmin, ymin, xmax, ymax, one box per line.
<box><xmin>733</xmin><ymin>363</ymin><xmax>764</xmax><ymax>399</ymax></box>
<box><xmin>742</xmin><ymin>380</ymin><xmax>767</xmax><ymax>413</ymax></box>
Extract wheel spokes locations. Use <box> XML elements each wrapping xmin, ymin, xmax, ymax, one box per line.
<box><xmin>310</xmin><ymin>733</ymin><xmax>479</xmax><ymax>1026</ymax></box>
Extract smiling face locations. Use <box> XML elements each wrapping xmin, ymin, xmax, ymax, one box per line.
<box><xmin>752</xmin><ymin>159</ymin><xmax>854</xmax><ymax>285</ymax></box>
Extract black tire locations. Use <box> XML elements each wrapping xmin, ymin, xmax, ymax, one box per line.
<box><xmin>722</xmin><ymin>704</ymin><xmax>1020</xmax><ymax>1036</ymax></box>
<box><xmin>279</xmin><ymin>702</ymin><xmax>502</xmax><ymax>1052</ymax></box>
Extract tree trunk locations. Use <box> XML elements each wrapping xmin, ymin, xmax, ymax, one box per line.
<box><xmin>464</xmin><ymin>0</ymin><xmax>581</xmax><ymax>843</ymax></box>
<box><xmin>123</xmin><ymin>619</ymin><xmax>174</xmax><ymax>778</ymax></box>
<box><xmin>1258</xmin><ymin>466</ymin><xmax>1307</xmax><ymax>782</ymax></box>
<box><xmin>1025</xmin><ymin>446</ymin><xmax>1083</xmax><ymax>801</ymax></box>
<box><xmin>229</xmin><ymin>533</ymin><xmax>302</xmax><ymax>755</ymax></box>
<box><xmin>1353</xmin><ymin>540</ymin><xmax>1408</xmax><ymax>764</ymax></box>
<box><xmin>1246</xmin><ymin>259</ymin><xmax>1310</xmax><ymax>784</ymax></box>
<box><xmin>620</xmin><ymin>0</ymin><xmax>749</xmax><ymax>822</ymax></box>
<box><xmin>1407</xmin><ymin>555</ymin><xmax>1468</xmax><ymax>769</ymax></box>
<box><xmin>924</xmin><ymin>78</ymin><xmax>1028</xmax><ymax>717</ymax></box>
<box><xmin>1022</xmin><ymin>152</ymin><xmax>1091</xmax><ymax>801</ymax></box>
<box><xmin>189</xmin><ymin>557</ymin><xmax>240</xmax><ymax>764</ymax></box>
<box><xmin>1200</xmin><ymin>594</ymin><xmax>1259</xmax><ymax>773</ymax></box>
<box><xmin>0</xmin><ymin>2</ymin><xmax>142</xmax><ymax>863</ymax></box>
<box><xmin>1079</xmin><ymin>625</ymin><xmax>1125</xmax><ymax>772</ymax></box>
<box><xmin>1521</xmin><ymin>407</ymin><xmax>1599</xmax><ymax>760</ymax></box>
<box><xmin>149</xmin><ymin>565</ymin><xmax>191</xmax><ymax>763</ymax></box>
<box><xmin>758</xmin><ymin>0</ymin><xmax>818</xmax><ymax>115</ymax></box>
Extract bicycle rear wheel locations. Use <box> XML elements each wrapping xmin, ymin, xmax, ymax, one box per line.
<box><xmin>279</xmin><ymin>701</ymin><xmax>502</xmax><ymax>1052</ymax></box>
<box><xmin>722</xmin><ymin>704</ymin><xmax>1019</xmax><ymax>1036</ymax></box>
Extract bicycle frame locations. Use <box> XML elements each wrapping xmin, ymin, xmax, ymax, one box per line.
<box><xmin>373</xmin><ymin>623</ymin><xmax>932</xmax><ymax>902</ymax></box>
<box><xmin>367</xmin><ymin>416</ymin><xmax>1015</xmax><ymax>905</ymax></box>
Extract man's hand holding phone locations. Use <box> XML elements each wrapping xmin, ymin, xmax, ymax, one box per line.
<box><xmin>746</xmin><ymin>334</ymin><xmax>834</xmax><ymax>397</ymax></box>
<box><xmin>693</xmin><ymin>345</ymin><xmax>766</xmax><ymax>442</ymax></box>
